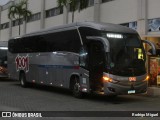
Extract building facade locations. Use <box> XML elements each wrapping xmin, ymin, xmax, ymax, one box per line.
<box><xmin>0</xmin><ymin>0</ymin><xmax>160</xmax><ymax>86</ymax></box>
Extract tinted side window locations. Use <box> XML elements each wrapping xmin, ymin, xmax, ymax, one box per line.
<box><xmin>8</xmin><ymin>39</ymin><xmax>15</xmax><ymax>53</ymax></box>
<box><xmin>22</xmin><ymin>36</ymin><xmax>47</xmax><ymax>53</ymax></box>
<box><xmin>8</xmin><ymin>29</ymin><xmax>81</xmax><ymax>53</ymax></box>
<box><xmin>9</xmin><ymin>38</ymin><xmax>24</xmax><ymax>53</ymax></box>
<box><xmin>44</xmin><ymin>29</ymin><xmax>81</xmax><ymax>53</ymax></box>
<box><xmin>9</xmin><ymin>37</ymin><xmax>43</xmax><ymax>53</ymax></box>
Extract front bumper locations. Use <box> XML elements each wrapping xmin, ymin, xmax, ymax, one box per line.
<box><xmin>103</xmin><ymin>81</ymin><xmax>147</xmax><ymax>95</ymax></box>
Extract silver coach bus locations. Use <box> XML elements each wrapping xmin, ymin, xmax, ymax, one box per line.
<box><xmin>8</xmin><ymin>22</ymin><xmax>156</xmax><ymax>98</ymax></box>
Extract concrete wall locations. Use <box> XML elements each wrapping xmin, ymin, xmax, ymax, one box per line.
<box><xmin>148</xmin><ymin>0</ymin><xmax>160</xmax><ymax>19</ymax></box>
<box><xmin>45</xmin><ymin>15</ymin><xmax>63</xmax><ymax>29</ymax></box>
<box><xmin>0</xmin><ymin>29</ymin><xmax>9</xmax><ymax>41</ymax></box>
<box><xmin>26</xmin><ymin>0</ymin><xmax>41</xmax><ymax>33</ymax></box>
<box><xmin>1</xmin><ymin>9</ymin><xmax>8</xmax><ymax>23</ymax></box>
<box><xmin>100</xmin><ymin>0</ymin><xmax>138</xmax><ymax>24</ymax></box>
<box><xmin>1</xmin><ymin>0</ymin><xmax>160</xmax><ymax>41</ymax></box>
<box><xmin>0</xmin><ymin>9</ymin><xmax>9</xmax><ymax>41</ymax></box>
<box><xmin>28</xmin><ymin>0</ymin><xmax>41</xmax><ymax>13</ymax></box>
<box><xmin>45</xmin><ymin>0</ymin><xmax>63</xmax><ymax>28</ymax></box>
<box><xmin>45</xmin><ymin>0</ymin><xmax>57</xmax><ymax>10</ymax></box>
<box><xmin>12</xmin><ymin>25</ymin><xmax>24</xmax><ymax>37</ymax></box>
<box><xmin>26</xmin><ymin>20</ymin><xmax>41</xmax><ymax>34</ymax></box>
<box><xmin>68</xmin><ymin>6</ymin><xmax>94</xmax><ymax>23</ymax></box>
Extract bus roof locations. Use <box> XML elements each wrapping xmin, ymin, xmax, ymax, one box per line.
<box><xmin>19</xmin><ymin>22</ymin><xmax>137</xmax><ymax>38</ymax></box>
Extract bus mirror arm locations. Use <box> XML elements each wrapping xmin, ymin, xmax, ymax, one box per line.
<box><xmin>142</xmin><ymin>40</ymin><xmax>156</xmax><ymax>55</ymax></box>
<box><xmin>86</xmin><ymin>36</ymin><xmax>110</xmax><ymax>52</ymax></box>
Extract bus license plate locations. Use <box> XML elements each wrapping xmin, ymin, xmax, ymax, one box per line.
<box><xmin>128</xmin><ymin>90</ymin><xmax>135</xmax><ymax>94</ymax></box>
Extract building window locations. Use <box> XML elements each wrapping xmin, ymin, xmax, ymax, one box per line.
<box><xmin>12</xmin><ymin>19</ymin><xmax>23</xmax><ymax>27</ymax></box>
<box><xmin>27</xmin><ymin>13</ymin><xmax>41</xmax><ymax>22</ymax></box>
<box><xmin>46</xmin><ymin>7</ymin><xmax>63</xmax><ymax>18</ymax></box>
<box><xmin>88</xmin><ymin>0</ymin><xmax>94</xmax><ymax>7</ymax></box>
<box><xmin>148</xmin><ymin>18</ymin><xmax>160</xmax><ymax>32</ymax></box>
<box><xmin>120</xmin><ymin>21</ymin><xmax>137</xmax><ymax>30</ymax></box>
<box><xmin>69</xmin><ymin>0</ymin><xmax>94</xmax><ymax>11</ymax></box>
<box><xmin>102</xmin><ymin>0</ymin><xmax>114</xmax><ymax>3</ymax></box>
<box><xmin>0</xmin><ymin>22</ymin><xmax>9</xmax><ymax>30</ymax></box>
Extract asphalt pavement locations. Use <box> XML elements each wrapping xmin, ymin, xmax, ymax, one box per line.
<box><xmin>0</xmin><ymin>78</ymin><xmax>160</xmax><ymax>120</ymax></box>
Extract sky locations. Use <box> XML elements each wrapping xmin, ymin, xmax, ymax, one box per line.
<box><xmin>0</xmin><ymin>0</ymin><xmax>10</xmax><ymax>5</ymax></box>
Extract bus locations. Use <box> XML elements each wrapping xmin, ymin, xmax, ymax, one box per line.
<box><xmin>0</xmin><ymin>41</ymin><xmax>8</xmax><ymax>78</ymax></box>
<box><xmin>8</xmin><ymin>22</ymin><xmax>156</xmax><ymax>98</ymax></box>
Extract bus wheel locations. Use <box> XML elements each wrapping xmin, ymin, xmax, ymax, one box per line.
<box><xmin>19</xmin><ymin>72</ymin><xmax>28</xmax><ymax>88</ymax></box>
<box><xmin>72</xmin><ymin>76</ymin><xmax>83</xmax><ymax>98</ymax></box>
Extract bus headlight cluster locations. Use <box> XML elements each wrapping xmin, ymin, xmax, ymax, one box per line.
<box><xmin>103</xmin><ymin>76</ymin><xmax>112</xmax><ymax>82</ymax></box>
<box><xmin>143</xmin><ymin>75</ymin><xmax>150</xmax><ymax>81</ymax></box>
<box><xmin>103</xmin><ymin>76</ymin><xmax>119</xmax><ymax>83</ymax></box>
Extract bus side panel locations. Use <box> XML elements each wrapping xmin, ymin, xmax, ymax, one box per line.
<box><xmin>7</xmin><ymin>52</ymin><xmax>19</xmax><ymax>80</ymax></box>
<box><xmin>28</xmin><ymin>64</ymin><xmax>39</xmax><ymax>83</ymax></box>
<box><xmin>48</xmin><ymin>68</ymin><xmax>58</xmax><ymax>86</ymax></box>
<box><xmin>45</xmin><ymin>52</ymin><xmax>80</xmax><ymax>88</ymax></box>
<box><xmin>46</xmin><ymin>52</ymin><xmax>73</xmax><ymax>88</ymax></box>
<box><xmin>32</xmin><ymin>53</ymin><xmax>52</xmax><ymax>85</ymax></box>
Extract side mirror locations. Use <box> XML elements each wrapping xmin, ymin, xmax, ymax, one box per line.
<box><xmin>86</xmin><ymin>36</ymin><xmax>110</xmax><ymax>52</ymax></box>
<box><xmin>142</xmin><ymin>40</ymin><xmax>156</xmax><ymax>55</ymax></box>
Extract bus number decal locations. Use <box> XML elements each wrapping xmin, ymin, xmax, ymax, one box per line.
<box><xmin>15</xmin><ymin>55</ymin><xmax>29</xmax><ymax>72</ymax></box>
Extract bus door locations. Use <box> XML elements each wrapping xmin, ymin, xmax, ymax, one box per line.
<box><xmin>88</xmin><ymin>41</ymin><xmax>105</xmax><ymax>91</ymax></box>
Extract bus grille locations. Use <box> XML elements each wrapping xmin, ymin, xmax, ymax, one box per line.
<box><xmin>118</xmin><ymin>81</ymin><xmax>144</xmax><ymax>86</ymax></box>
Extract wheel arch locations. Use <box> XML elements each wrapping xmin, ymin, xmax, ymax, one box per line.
<box><xmin>19</xmin><ymin>70</ymin><xmax>25</xmax><ymax>81</ymax></box>
<box><xmin>69</xmin><ymin>73</ymin><xmax>80</xmax><ymax>90</ymax></box>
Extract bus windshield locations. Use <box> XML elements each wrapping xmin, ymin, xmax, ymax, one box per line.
<box><xmin>102</xmin><ymin>32</ymin><xmax>146</xmax><ymax>76</ymax></box>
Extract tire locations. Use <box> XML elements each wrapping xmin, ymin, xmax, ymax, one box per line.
<box><xmin>19</xmin><ymin>72</ymin><xmax>28</xmax><ymax>88</ymax></box>
<box><xmin>71</xmin><ymin>76</ymin><xmax>84</xmax><ymax>98</ymax></box>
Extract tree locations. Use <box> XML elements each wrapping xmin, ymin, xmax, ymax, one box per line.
<box><xmin>8</xmin><ymin>0</ymin><xmax>32</xmax><ymax>35</ymax></box>
<box><xmin>57</xmin><ymin>0</ymin><xmax>89</xmax><ymax>23</ymax></box>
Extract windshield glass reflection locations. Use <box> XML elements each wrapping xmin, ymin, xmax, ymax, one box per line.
<box><xmin>102</xmin><ymin>33</ymin><xmax>146</xmax><ymax>76</ymax></box>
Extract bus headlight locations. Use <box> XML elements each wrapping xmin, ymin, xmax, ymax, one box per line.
<box><xmin>143</xmin><ymin>75</ymin><xmax>149</xmax><ymax>81</ymax></box>
<box><xmin>103</xmin><ymin>76</ymin><xmax>119</xmax><ymax>83</ymax></box>
<box><xmin>103</xmin><ymin>76</ymin><xmax>112</xmax><ymax>82</ymax></box>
